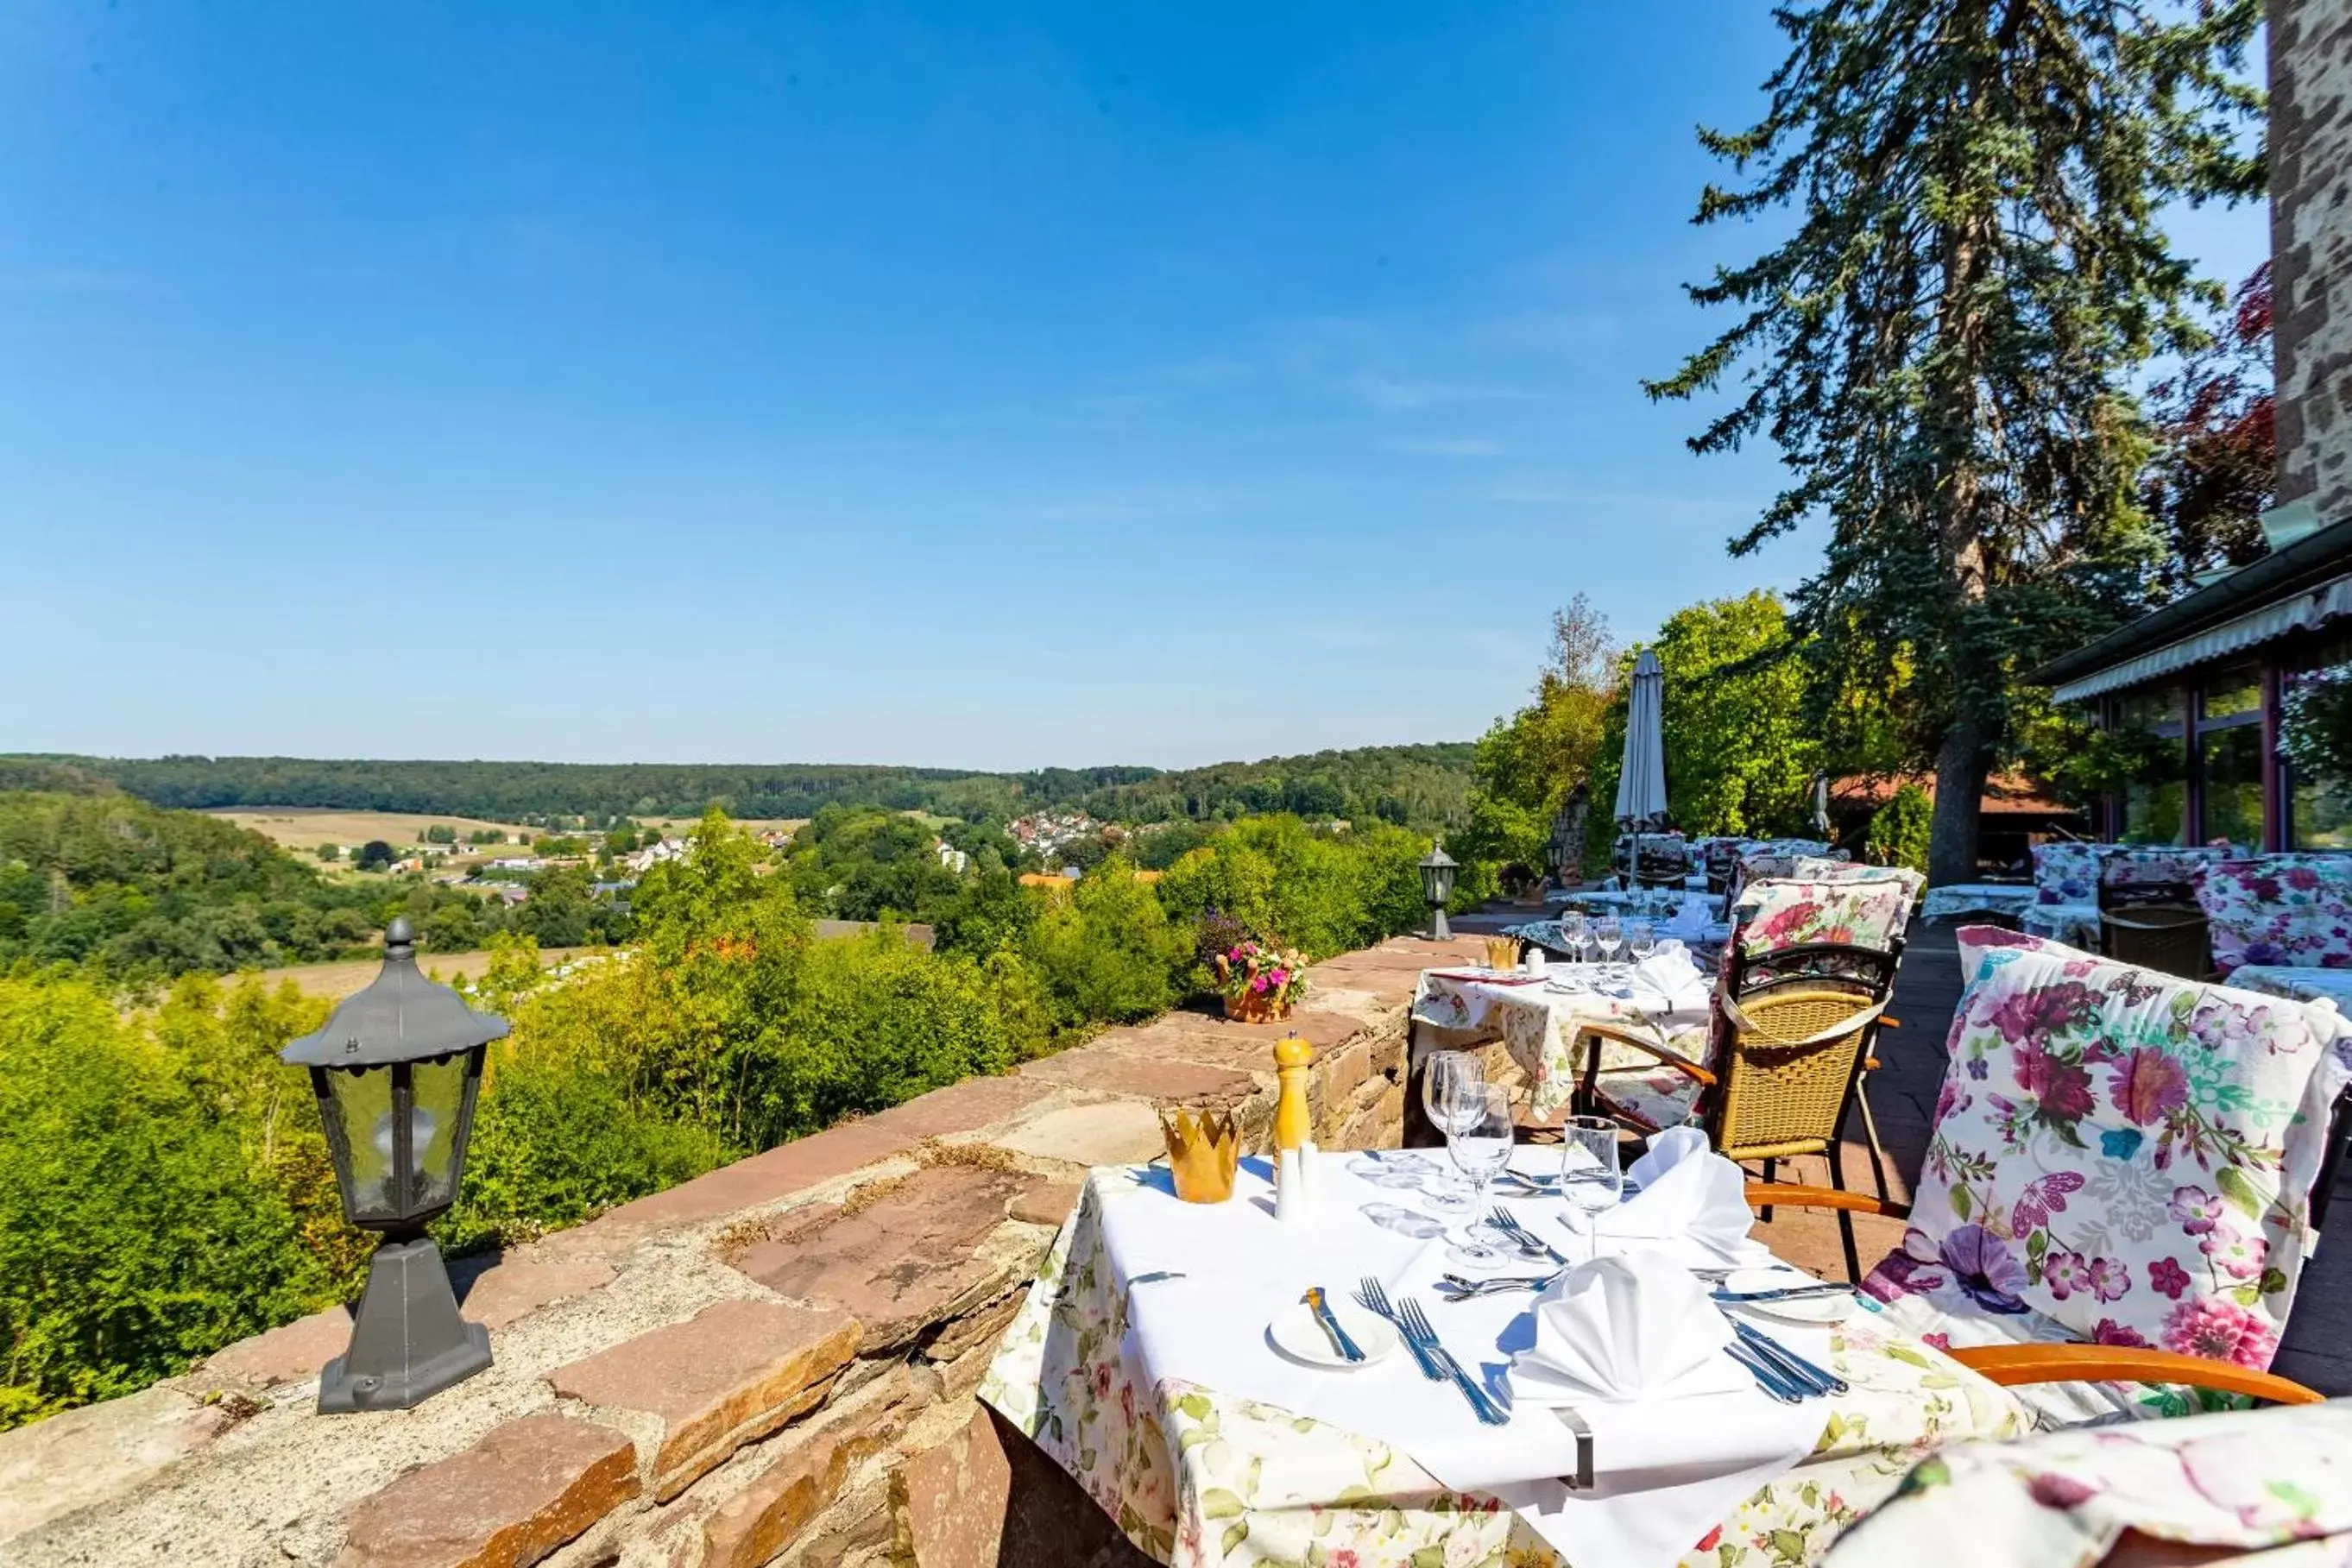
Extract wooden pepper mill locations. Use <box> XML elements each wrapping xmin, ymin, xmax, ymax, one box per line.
<box><xmin>1272</xmin><ymin>1032</ymin><xmax>1315</xmax><ymax>1168</ymax></box>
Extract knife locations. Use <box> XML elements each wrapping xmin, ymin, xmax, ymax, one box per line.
<box><xmin>1711</xmin><ymin>1281</ymin><xmax>1854</xmax><ymax>1304</ymax></box>
<box><xmin>1302</xmin><ymin>1287</ymin><xmax>1366</xmax><ymax>1363</ymax></box>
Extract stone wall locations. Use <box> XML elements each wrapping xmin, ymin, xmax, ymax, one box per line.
<box><xmin>0</xmin><ymin>934</ymin><xmax>1487</xmax><ymax>1568</ymax></box>
<box><xmin>2273</xmin><ymin>0</ymin><xmax>2352</xmax><ymax>524</ymax></box>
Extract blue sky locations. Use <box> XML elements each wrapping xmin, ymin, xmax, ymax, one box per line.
<box><xmin>0</xmin><ymin>3</ymin><xmax>2268</xmax><ymax>771</ymax></box>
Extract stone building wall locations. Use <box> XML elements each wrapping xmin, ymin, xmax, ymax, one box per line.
<box><xmin>2273</xmin><ymin>0</ymin><xmax>2352</xmax><ymax>523</ymax></box>
<box><xmin>0</xmin><ymin>934</ymin><xmax>1489</xmax><ymax>1568</ymax></box>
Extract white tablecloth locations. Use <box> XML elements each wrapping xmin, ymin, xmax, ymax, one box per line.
<box><xmin>2228</xmin><ymin>965</ymin><xmax>2352</xmax><ymax>1008</ymax></box>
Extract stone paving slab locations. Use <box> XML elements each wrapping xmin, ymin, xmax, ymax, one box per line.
<box><xmin>549</xmin><ymin>1298</ymin><xmax>861</xmax><ymax>1501</ymax></box>
<box><xmin>337</xmin><ymin>1411</ymin><xmax>637</xmax><ymax>1568</ymax></box>
<box><xmin>729</xmin><ymin>1165</ymin><xmax>1048</xmax><ymax>1353</ymax></box>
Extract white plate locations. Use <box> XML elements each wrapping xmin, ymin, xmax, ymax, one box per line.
<box><xmin>1266</xmin><ymin>1296</ymin><xmax>1401</xmax><ymax>1370</ymax></box>
<box><xmin>1717</xmin><ymin>1268</ymin><xmax>1857</xmax><ymax>1326</ymax></box>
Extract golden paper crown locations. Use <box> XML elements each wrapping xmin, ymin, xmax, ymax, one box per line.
<box><xmin>1158</xmin><ymin>1105</ymin><xmax>1242</xmax><ymax>1204</ymax></box>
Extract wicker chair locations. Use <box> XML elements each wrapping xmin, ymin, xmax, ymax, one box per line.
<box><xmin>1575</xmin><ymin>952</ymin><xmax>1895</xmax><ymax>1281</ymax></box>
<box><xmin>2097</xmin><ymin>904</ymin><xmax>2210</xmax><ymax>977</ymax></box>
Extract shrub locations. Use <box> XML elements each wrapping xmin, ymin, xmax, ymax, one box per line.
<box><xmin>1863</xmin><ymin>784</ymin><xmax>1933</xmax><ymax>875</ymax></box>
<box><xmin>1023</xmin><ymin>859</ymin><xmax>1189</xmax><ymax>1030</ymax></box>
<box><xmin>443</xmin><ymin>1052</ymin><xmax>723</xmax><ymax>1252</ymax></box>
<box><xmin>0</xmin><ymin>978</ymin><xmax>333</xmax><ymax>1428</ymax></box>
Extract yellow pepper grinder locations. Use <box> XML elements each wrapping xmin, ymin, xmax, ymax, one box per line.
<box><xmin>1272</xmin><ymin>1032</ymin><xmax>1315</xmax><ymax>1170</ymax></box>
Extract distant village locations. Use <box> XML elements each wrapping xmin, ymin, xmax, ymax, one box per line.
<box><xmin>319</xmin><ymin>809</ymin><xmax>1121</xmax><ymax>906</ymax></box>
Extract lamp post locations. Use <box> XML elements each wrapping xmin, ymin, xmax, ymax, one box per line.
<box><xmin>281</xmin><ymin>916</ymin><xmax>505</xmax><ymax>1413</ymax></box>
<box><xmin>1417</xmin><ymin>837</ymin><xmax>1459</xmax><ymax>941</ymax></box>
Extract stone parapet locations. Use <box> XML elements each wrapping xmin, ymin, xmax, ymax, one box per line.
<box><xmin>0</xmin><ymin>934</ymin><xmax>1480</xmax><ymax>1568</ymax></box>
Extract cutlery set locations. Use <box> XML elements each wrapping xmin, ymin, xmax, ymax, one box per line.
<box><xmin>1352</xmin><ymin>1275</ymin><xmax>1509</xmax><ymax>1426</ymax></box>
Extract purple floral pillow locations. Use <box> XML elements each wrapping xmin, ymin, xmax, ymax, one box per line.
<box><xmin>2198</xmin><ymin>856</ymin><xmax>2352</xmax><ymax>974</ymax></box>
<box><xmin>1871</xmin><ymin>941</ymin><xmax>2352</xmax><ymax>1368</ymax></box>
<box><xmin>2032</xmin><ymin>842</ymin><xmax>2107</xmax><ymax>906</ymax></box>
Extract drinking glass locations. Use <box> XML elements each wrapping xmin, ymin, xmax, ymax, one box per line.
<box><xmin>1561</xmin><ymin>915</ymin><xmax>1592</xmax><ymax>967</ymax></box>
<box><xmin>1418</xmin><ymin>1053</ymin><xmax>1483</xmax><ymax>1214</ymax></box>
<box><xmin>1627</xmin><ymin>921</ymin><xmax>1656</xmax><ymax>964</ymax></box>
<box><xmin>1558</xmin><ymin>1115</ymin><xmax>1624</xmax><ymax>1250</ymax></box>
<box><xmin>1593</xmin><ymin>916</ymin><xmax>1624</xmax><ymax>967</ymax></box>
<box><xmin>1443</xmin><ymin>1084</ymin><xmax>1517</xmax><ymax>1268</ymax></box>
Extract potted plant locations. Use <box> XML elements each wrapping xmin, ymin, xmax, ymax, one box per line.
<box><xmin>1212</xmin><ymin>939</ymin><xmax>1308</xmax><ymax>1023</ymax></box>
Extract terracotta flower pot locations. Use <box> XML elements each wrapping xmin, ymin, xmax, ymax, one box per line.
<box><xmin>1222</xmin><ymin>991</ymin><xmax>1293</xmax><ymax>1024</ymax></box>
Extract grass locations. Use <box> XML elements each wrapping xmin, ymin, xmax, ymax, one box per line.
<box><xmin>207</xmin><ymin>807</ymin><xmax>544</xmax><ymax>853</ymax></box>
<box><xmin>255</xmin><ymin>945</ymin><xmax>596</xmax><ymax>999</ymax></box>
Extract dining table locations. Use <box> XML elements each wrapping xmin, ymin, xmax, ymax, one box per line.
<box><xmin>978</xmin><ymin>1147</ymin><xmax>2030</xmax><ymax>1568</ymax></box>
<box><xmin>1412</xmin><ymin>960</ymin><xmax>1718</xmax><ymax>1124</ymax></box>
<box><xmin>2227</xmin><ymin>965</ymin><xmax>2352</xmax><ymax>1009</ymax></box>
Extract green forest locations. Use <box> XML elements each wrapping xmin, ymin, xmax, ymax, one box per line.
<box><xmin>0</xmin><ymin>798</ymin><xmax>1449</xmax><ymax>1427</ymax></box>
<box><xmin>8</xmin><ymin>743</ymin><xmax>1476</xmax><ymax>831</ymax></box>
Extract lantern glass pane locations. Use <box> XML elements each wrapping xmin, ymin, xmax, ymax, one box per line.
<box><xmin>329</xmin><ymin>1067</ymin><xmax>402</xmax><ymax>1224</ymax></box>
<box><xmin>408</xmin><ymin>1055</ymin><xmax>470</xmax><ymax>1210</ymax></box>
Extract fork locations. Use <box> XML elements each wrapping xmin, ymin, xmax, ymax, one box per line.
<box><xmin>1487</xmin><ymin>1206</ymin><xmax>1568</xmax><ymax>1265</ymax></box>
<box><xmin>1354</xmin><ymin>1276</ymin><xmax>1440</xmax><ymax>1380</ymax></box>
<box><xmin>1395</xmin><ymin>1298</ymin><xmax>1510</xmax><ymax>1426</ymax></box>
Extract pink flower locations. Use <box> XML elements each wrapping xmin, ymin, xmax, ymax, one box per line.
<box><xmin>2170</xmin><ymin>1185</ymin><xmax>2223</xmax><ymax>1235</ymax></box>
<box><xmin>2110</xmin><ymin>1048</ymin><xmax>2189</xmax><ymax>1125</ymax></box>
<box><xmin>2085</xmin><ymin>1256</ymin><xmax>2130</xmax><ymax>1303</ymax></box>
<box><xmin>2028</xmin><ymin>1472</ymin><xmax>2097</xmax><ymax>1508</ymax></box>
<box><xmin>2015</xmin><ymin>1042</ymin><xmax>2096</xmax><ymax>1120</ymax></box>
<box><xmin>2043</xmin><ymin>1247</ymin><xmax>2092</xmax><ymax>1300</ymax></box>
<box><xmin>2090</xmin><ymin>1319</ymin><xmax>2148</xmax><ymax>1347</ymax></box>
<box><xmin>2149</xmin><ymin>1257</ymin><xmax>2191</xmax><ymax>1299</ymax></box>
<box><xmin>1328</xmin><ymin>1552</ymin><xmax>1360</xmax><ymax>1568</ymax></box>
<box><xmin>2161</xmin><ymin>1296</ymin><xmax>2278</xmax><ymax>1368</ymax></box>
<box><xmin>1268</xmin><ymin>968</ymin><xmax>1288</xmax><ymax>987</ymax></box>
<box><xmin>2200</xmin><ymin>1225</ymin><xmax>2268</xmax><ymax>1281</ymax></box>
<box><xmin>1250</xmin><ymin>973</ymin><xmax>1270</xmax><ymax>994</ymax></box>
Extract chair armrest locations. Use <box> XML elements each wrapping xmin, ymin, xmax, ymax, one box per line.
<box><xmin>1578</xmin><ymin>1023</ymin><xmax>1717</xmax><ymax>1086</ymax></box>
<box><xmin>1740</xmin><ymin>1182</ymin><xmax>1906</xmax><ymax>1219</ymax></box>
<box><xmin>1944</xmin><ymin>1344</ymin><xmax>2324</xmax><ymax>1406</ymax></box>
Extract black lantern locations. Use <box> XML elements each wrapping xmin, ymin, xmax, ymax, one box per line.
<box><xmin>1418</xmin><ymin>837</ymin><xmax>1459</xmax><ymax>941</ymax></box>
<box><xmin>281</xmin><ymin>916</ymin><xmax>506</xmax><ymax>1413</ymax></box>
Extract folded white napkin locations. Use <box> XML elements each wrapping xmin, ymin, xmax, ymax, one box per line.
<box><xmin>1630</xmin><ymin>948</ymin><xmax>1704</xmax><ymax>1002</ymax></box>
<box><xmin>1594</xmin><ymin>1131</ymin><xmax>1754</xmax><ymax>1255</ymax></box>
<box><xmin>1507</xmin><ymin>1252</ymin><xmax>1744</xmax><ymax>1405</ymax></box>
<box><xmin>1668</xmin><ymin>893</ymin><xmax>1715</xmax><ymax>937</ymax></box>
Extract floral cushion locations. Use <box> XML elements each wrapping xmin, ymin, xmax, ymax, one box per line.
<box><xmin>2198</xmin><ymin>855</ymin><xmax>2352</xmax><ymax>974</ymax></box>
<box><xmin>1589</xmin><ymin>1060</ymin><xmax>1707</xmax><ymax>1131</ymax></box>
<box><xmin>1823</xmin><ymin>1401</ymin><xmax>2352</xmax><ymax>1566</ymax></box>
<box><xmin>2032</xmin><ymin>842</ymin><xmax>2107</xmax><ymax>906</ymax></box>
<box><xmin>1731</xmin><ymin>871</ymin><xmax>1922</xmax><ymax>959</ymax></box>
<box><xmin>2101</xmin><ymin>845</ymin><xmax>2229</xmax><ymax>897</ymax></box>
<box><xmin>1860</xmin><ymin>927</ymin><xmax>2352</xmax><ymax>1421</ymax></box>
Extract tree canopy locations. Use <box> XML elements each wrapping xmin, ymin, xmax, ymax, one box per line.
<box><xmin>1649</xmin><ymin>0</ymin><xmax>2264</xmax><ymax>881</ymax></box>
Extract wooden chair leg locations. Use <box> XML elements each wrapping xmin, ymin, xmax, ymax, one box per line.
<box><xmin>1758</xmin><ymin>1157</ymin><xmax>1776</xmax><ymax>1224</ymax></box>
<box><xmin>1825</xmin><ymin>1138</ymin><xmax>1862</xmax><ymax>1283</ymax></box>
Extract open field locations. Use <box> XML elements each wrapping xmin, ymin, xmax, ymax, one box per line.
<box><xmin>255</xmin><ymin>945</ymin><xmax>597</xmax><ymax>1000</ymax></box>
<box><xmin>636</xmin><ymin>815</ymin><xmax>807</xmax><ymax>838</ymax></box>
<box><xmin>206</xmin><ymin>807</ymin><xmax>541</xmax><ymax>853</ymax></box>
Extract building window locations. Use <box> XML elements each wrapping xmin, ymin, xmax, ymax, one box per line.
<box><xmin>2113</xmin><ymin>686</ymin><xmax>2187</xmax><ymax>844</ymax></box>
<box><xmin>2195</xmin><ymin>662</ymin><xmax>2265</xmax><ymax>847</ymax></box>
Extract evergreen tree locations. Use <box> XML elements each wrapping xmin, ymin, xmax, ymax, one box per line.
<box><xmin>1648</xmin><ymin>0</ymin><xmax>2262</xmax><ymax>882</ymax></box>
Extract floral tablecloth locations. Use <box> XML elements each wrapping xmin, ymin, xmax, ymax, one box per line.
<box><xmin>980</xmin><ymin>1166</ymin><xmax>2032</xmax><ymax>1568</ymax></box>
<box><xmin>1918</xmin><ymin>884</ymin><xmax>2036</xmax><ymax>926</ymax></box>
<box><xmin>1411</xmin><ymin>967</ymin><xmax>1713</xmax><ymax>1123</ymax></box>
<box><xmin>2017</xmin><ymin>902</ymin><xmax>2099</xmax><ymax>948</ymax></box>
<box><xmin>2228</xmin><ymin>964</ymin><xmax>2352</xmax><ymax>1008</ymax></box>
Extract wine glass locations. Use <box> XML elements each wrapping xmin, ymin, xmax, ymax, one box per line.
<box><xmin>1593</xmin><ymin>916</ymin><xmax>1624</xmax><ymax>969</ymax></box>
<box><xmin>1558</xmin><ymin>1114</ymin><xmax>1623</xmax><ymax>1254</ymax></box>
<box><xmin>1443</xmin><ymin>1084</ymin><xmax>1517</xmax><ymax>1268</ymax></box>
<box><xmin>1419</xmin><ymin>1053</ymin><xmax>1483</xmax><ymax>1214</ymax></box>
<box><xmin>1561</xmin><ymin>915</ymin><xmax>1592</xmax><ymax>967</ymax></box>
<box><xmin>1627</xmin><ymin>920</ymin><xmax>1656</xmax><ymax>965</ymax></box>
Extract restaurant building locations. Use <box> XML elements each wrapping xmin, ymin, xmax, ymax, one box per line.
<box><xmin>2032</xmin><ymin>0</ymin><xmax>2351</xmax><ymax>853</ymax></box>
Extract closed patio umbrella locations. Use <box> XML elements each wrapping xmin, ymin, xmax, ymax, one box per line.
<box><xmin>1615</xmin><ymin>648</ymin><xmax>1668</xmax><ymax>885</ymax></box>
